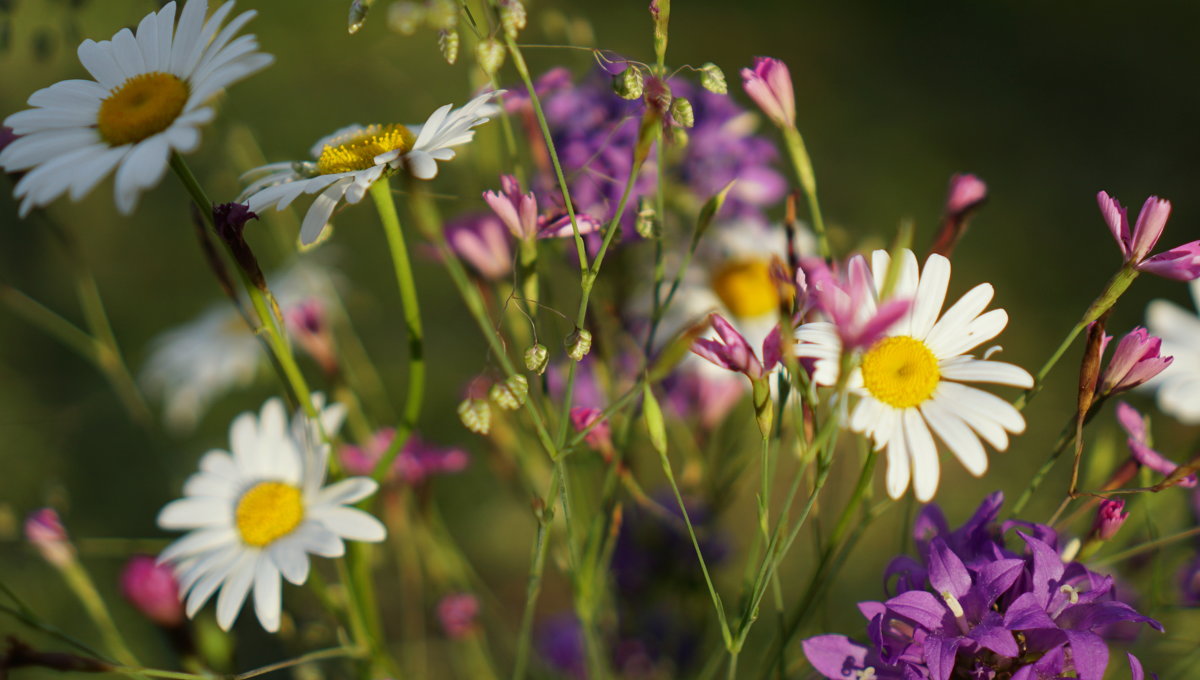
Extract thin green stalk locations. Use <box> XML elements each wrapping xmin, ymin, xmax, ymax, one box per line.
<box><xmin>168</xmin><ymin>154</ymin><xmax>318</xmax><ymax>421</ymax></box>
<box><xmin>1092</xmin><ymin>526</ymin><xmax>1200</xmax><ymax>567</ymax></box>
<box><xmin>109</xmin><ymin>645</ymin><xmax>363</xmax><ymax>680</ymax></box>
<box><xmin>781</xmin><ymin>126</ymin><xmax>830</xmax><ymax>260</ymax></box>
<box><xmin>368</xmin><ymin>180</ymin><xmax>425</xmax><ymax>482</ymax></box>
<box><xmin>335</xmin><ymin>557</ymin><xmax>399</xmax><ymax>678</ymax></box>
<box><xmin>57</xmin><ymin>560</ymin><xmax>139</xmax><ymax>666</ymax></box>
<box><xmin>1010</xmin><ymin>421</ymin><xmax>1076</xmax><ymax>516</ymax></box>
<box><xmin>0</xmin><ymin>582</ymin><xmax>108</xmax><ymax>660</ymax></box>
<box><xmin>511</xmin><ymin>469</ymin><xmax>561</xmax><ymax>680</ymax></box>
<box><xmin>1</xmin><ymin>285</ymin><xmax>103</xmax><ymax>364</ymax></box>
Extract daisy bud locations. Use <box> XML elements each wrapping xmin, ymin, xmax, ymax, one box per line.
<box><xmin>524</xmin><ymin>344</ymin><xmax>549</xmax><ymax>374</ymax></box>
<box><xmin>500</xmin><ymin>0</ymin><xmax>527</xmax><ymax>39</ymax></box>
<box><xmin>670</xmin><ymin>97</ymin><xmax>695</xmax><ymax>128</ymax></box>
<box><xmin>490</xmin><ymin>374</ymin><xmax>529</xmax><ymax>410</ymax></box>
<box><xmin>613</xmin><ymin>66</ymin><xmax>644</xmax><ymax>100</ymax></box>
<box><xmin>740</xmin><ymin>56</ymin><xmax>795</xmax><ymax>128</ymax></box>
<box><xmin>1092</xmin><ymin>499</ymin><xmax>1129</xmax><ymax>541</ymax></box>
<box><xmin>699</xmin><ymin>62</ymin><xmax>728</xmax><ymax>94</ymax></box>
<box><xmin>476</xmin><ymin>38</ymin><xmax>506</xmax><ymax>76</ymax></box>
<box><xmin>348</xmin><ymin>0</ymin><xmax>373</xmax><ymax>34</ymax></box>
<box><xmin>426</xmin><ymin>0</ymin><xmax>459</xmax><ymax>30</ymax></box>
<box><xmin>120</xmin><ymin>555</ymin><xmax>184</xmax><ymax>628</ymax></box>
<box><xmin>24</xmin><ymin>508</ymin><xmax>73</xmax><ymax>568</ymax></box>
<box><xmin>437</xmin><ymin>593</ymin><xmax>480</xmax><ymax>639</ymax></box>
<box><xmin>387</xmin><ymin>1</ymin><xmax>426</xmax><ymax>35</ymax></box>
<box><xmin>635</xmin><ymin>198</ymin><xmax>658</xmax><ymax>239</ymax></box>
<box><xmin>438</xmin><ymin>28</ymin><xmax>460</xmax><ymax>65</ymax></box>
<box><xmin>566</xmin><ymin>328</ymin><xmax>592</xmax><ymax>362</ymax></box>
<box><xmin>457</xmin><ymin>398</ymin><xmax>491</xmax><ymax>435</ymax></box>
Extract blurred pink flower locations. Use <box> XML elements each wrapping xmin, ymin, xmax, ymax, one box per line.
<box><xmin>445</xmin><ymin>213</ymin><xmax>514</xmax><ymax>281</ymax></box>
<box><xmin>944</xmin><ymin>173</ymin><xmax>988</xmax><ymax>218</ymax></box>
<box><xmin>1116</xmin><ymin>401</ymin><xmax>1197</xmax><ymax>487</ymax></box>
<box><xmin>1097</xmin><ymin>327</ymin><xmax>1173</xmax><ymax>396</ymax></box>
<box><xmin>1092</xmin><ymin>499</ymin><xmax>1129</xmax><ymax>541</ymax></box>
<box><xmin>437</xmin><ymin>593</ymin><xmax>480</xmax><ymax>639</ymax></box>
<box><xmin>691</xmin><ymin>313</ymin><xmax>782</xmax><ymax>380</ymax></box>
<box><xmin>740</xmin><ymin>57</ymin><xmax>795</xmax><ymax>128</ymax></box>
<box><xmin>286</xmin><ymin>298</ymin><xmax>338</xmax><ymax>376</ymax></box>
<box><xmin>1098</xmin><ymin>191</ymin><xmax>1200</xmax><ymax>280</ymax></box>
<box><xmin>121</xmin><ymin>555</ymin><xmax>184</xmax><ymax>627</ymax></box>
<box><xmin>24</xmin><ymin>508</ymin><xmax>73</xmax><ymax>567</ymax></box>
<box><xmin>484</xmin><ymin>174</ymin><xmax>539</xmax><ymax>240</ymax></box>
<box><xmin>340</xmin><ymin>429</ymin><xmax>468</xmax><ymax>484</ymax></box>
<box><xmin>802</xmin><ymin>255</ymin><xmax>910</xmax><ymax>350</ymax></box>
<box><xmin>570</xmin><ymin>406</ymin><xmax>611</xmax><ymax>450</ymax></box>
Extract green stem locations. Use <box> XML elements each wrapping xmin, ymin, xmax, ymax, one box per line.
<box><xmin>511</xmin><ymin>469</ymin><xmax>561</xmax><ymax>680</ymax></box>
<box><xmin>368</xmin><ymin>180</ymin><xmax>425</xmax><ymax>482</ymax></box>
<box><xmin>781</xmin><ymin>126</ymin><xmax>830</xmax><ymax>260</ymax></box>
<box><xmin>1010</xmin><ymin>420</ymin><xmax>1076</xmax><ymax>516</ymax></box>
<box><xmin>57</xmin><ymin>560</ymin><xmax>139</xmax><ymax>666</ymax></box>
<box><xmin>1092</xmin><ymin>526</ymin><xmax>1200</xmax><ymax>567</ymax></box>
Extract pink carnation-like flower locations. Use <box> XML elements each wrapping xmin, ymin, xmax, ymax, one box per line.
<box><xmin>740</xmin><ymin>57</ymin><xmax>795</xmax><ymax>128</ymax></box>
<box><xmin>1098</xmin><ymin>191</ymin><xmax>1200</xmax><ymax>280</ymax></box>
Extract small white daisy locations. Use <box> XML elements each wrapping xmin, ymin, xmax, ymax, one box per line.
<box><xmin>0</xmin><ymin>0</ymin><xmax>272</xmax><ymax>216</ymax></box>
<box><xmin>157</xmin><ymin>396</ymin><xmax>385</xmax><ymax>632</ymax></box>
<box><xmin>239</xmin><ymin>92</ymin><xmax>501</xmax><ymax>246</ymax></box>
<box><xmin>795</xmin><ymin>249</ymin><xmax>1033</xmax><ymax>502</ymax></box>
<box><xmin>1143</xmin><ymin>279</ymin><xmax>1200</xmax><ymax>424</ymax></box>
<box><xmin>141</xmin><ymin>260</ymin><xmax>338</xmax><ymax>431</ymax></box>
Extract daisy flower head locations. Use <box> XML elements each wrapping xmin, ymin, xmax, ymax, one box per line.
<box><xmin>1143</xmin><ymin>279</ymin><xmax>1200</xmax><ymax>424</ymax></box>
<box><xmin>240</xmin><ymin>91</ymin><xmax>501</xmax><ymax>246</ymax></box>
<box><xmin>795</xmin><ymin>249</ymin><xmax>1033</xmax><ymax>502</ymax></box>
<box><xmin>0</xmin><ymin>0</ymin><xmax>272</xmax><ymax>216</ymax></box>
<box><xmin>156</xmin><ymin>396</ymin><xmax>386</xmax><ymax>632</ymax></box>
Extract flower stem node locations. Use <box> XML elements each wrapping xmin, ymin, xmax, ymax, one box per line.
<box><xmin>524</xmin><ymin>343</ymin><xmax>550</xmax><ymax>374</ymax></box>
<box><xmin>439</xmin><ymin>29</ymin><xmax>460</xmax><ymax>65</ymax></box>
<box><xmin>566</xmin><ymin>328</ymin><xmax>593</xmax><ymax>362</ymax></box>
<box><xmin>490</xmin><ymin>374</ymin><xmax>529</xmax><ymax>410</ymax></box>
<box><xmin>476</xmin><ymin>38</ymin><xmax>506</xmax><ymax>76</ymax></box>
<box><xmin>700</xmin><ymin>62</ymin><xmax>728</xmax><ymax>94</ymax></box>
<box><xmin>500</xmin><ymin>0</ymin><xmax>528</xmax><ymax>39</ymax></box>
<box><xmin>387</xmin><ymin>1</ymin><xmax>425</xmax><ymax>34</ymax></box>
<box><xmin>457</xmin><ymin>398</ymin><xmax>492</xmax><ymax>435</ymax></box>
<box><xmin>670</xmin><ymin>97</ymin><xmax>695</xmax><ymax>128</ymax></box>
<box><xmin>613</xmin><ymin>66</ymin><xmax>645</xmax><ymax>101</ymax></box>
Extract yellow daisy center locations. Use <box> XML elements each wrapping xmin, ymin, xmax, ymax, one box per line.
<box><xmin>316</xmin><ymin>124</ymin><xmax>416</xmax><ymax>175</ymax></box>
<box><xmin>96</xmin><ymin>72</ymin><xmax>189</xmax><ymax>146</ymax></box>
<box><xmin>861</xmin><ymin>335</ymin><xmax>940</xmax><ymax>409</ymax></box>
<box><xmin>235</xmin><ymin>481</ymin><xmax>304</xmax><ymax>547</ymax></box>
<box><xmin>712</xmin><ymin>258</ymin><xmax>779</xmax><ymax>318</ymax></box>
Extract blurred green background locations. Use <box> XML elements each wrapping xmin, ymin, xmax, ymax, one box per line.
<box><xmin>2</xmin><ymin>0</ymin><xmax>1200</xmax><ymax>676</ymax></box>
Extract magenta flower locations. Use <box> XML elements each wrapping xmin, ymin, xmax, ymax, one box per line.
<box><xmin>944</xmin><ymin>173</ymin><xmax>988</xmax><ymax>218</ymax></box>
<box><xmin>340</xmin><ymin>429</ymin><xmax>469</xmax><ymax>485</ymax></box>
<box><xmin>1097</xmin><ymin>327</ymin><xmax>1173</xmax><ymax>396</ymax></box>
<box><xmin>445</xmin><ymin>213</ymin><xmax>513</xmax><ymax>280</ymax></box>
<box><xmin>24</xmin><ymin>508</ymin><xmax>72</xmax><ymax>567</ymax></box>
<box><xmin>570</xmin><ymin>406</ymin><xmax>612</xmax><ymax>450</ymax></box>
<box><xmin>1116</xmin><ymin>401</ymin><xmax>1197</xmax><ymax>487</ymax></box>
<box><xmin>120</xmin><ymin>555</ymin><xmax>184</xmax><ymax>628</ymax></box>
<box><xmin>740</xmin><ymin>57</ymin><xmax>795</xmax><ymax>128</ymax></box>
<box><xmin>286</xmin><ymin>298</ymin><xmax>337</xmax><ymax>376</ymax></box>
<box><xmin>691</xmin><ymin>313</ymin><xmax>782</xmax><ymax>380</ymax></box>
<box><xmin>1091</xmin><ymin>499</ymin><xmax>1129</xmax><ymax>541</ymax></box>
<box><xmin>437</xmin><ymin>593</ymin><xmax>480</xmax><ymax>639</ymax></box>
<box><xmin>484</xmin><ymin>174</ymin><xmax>539</xmax><ymax>240</ymax></box>
<box><xmin>802</xmin><ymin>255</ymin><xmax>911</xmax><ymax>350</ymax></box>
<box><xmin>1098</xmin><ymin>191</ymin><xmax>1200</xmax><ymax>280</ymax></box>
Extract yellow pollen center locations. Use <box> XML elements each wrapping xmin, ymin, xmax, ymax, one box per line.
<box><xmin>860</xmin><ymin>335</ymin><xmax>940</xmax><ymax>409</ymax></box>
<box><xmin>712</xmin><ymin>259</ymin><xmax>780</xmax><ymax>318</ymax></box>
<box><xmin>96</xmin><ymin>72</ymin><xmax>189</xmax><ymax>146</ymax></box>
<box><xmin>316</xmin><ymin>124</ymin><xmax>416</xmax><ymax>175</ymax></box>
<box><xmin>235</xmin><ymin>482</ymin><xmax>304</xmax><ymax>547</ymax></box>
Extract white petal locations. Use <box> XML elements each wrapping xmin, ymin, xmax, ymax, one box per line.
<box><xmin>216</xmin><ymin>550</ymin><xmax>257</xmax><ymax>630</ymax></box>
<box><xmin>904</xmin><ymin>409</ymin><xmax>940</xmax><ymax>502</ymax></box>
<box><xmin>936</xmin><ymin>382</ymin><xmax>1025</xmax><ymax>437</ymax></box>
<box><xmin>110</xmin><ymin>28</ymin><xmax>146</xmax><ymax>78</ymax></box>
<box><xmin>169</xmin><ymin>0</ymin><xmax>209</xmax><ymax>77</ymax></box>
<box><xmin>252</xmin><ymin>555</ymin><xmax>281</xmax><ymax>633</ymax></box>
<box><xmin>314</xmin><ymin>477</ymin><xmax>378</xmax><ymax>507</ymax></box>
<box><xmin>157</xmin><ymin>497</ymin><xmax>232</xmax><ymax>529</ymax></box>
<box><xmin>184</xmin><ymin>545</ymin><xmax>240</xmax><ymax>617</ymax></box>
<box><xmin>68</xmin><ymin>146</ymin><xmax>129</xmax><ymax>201</ymax></box>
<box><xmin>940</xmin><ymin>359</ymin><xmax>1033</xmax><ymax>388</ymax></box>
<box><xmin>159</xmin><ymin>527</ymin><xmax>237</xmax><ymax>563</ymax></box>
<box><xmin>920</xmin><ymin>399</ymin><xmax>987</xmax><ymax>476</ymax></box>
<box><xmin>300</xmin><ymin>181</ymin><xmax>351</xmax><ymax>245</ymax></box>
<box><xmin>930</xmin><ymin>387</ymin><xmax>1009</xmax><ymax>451</ymax></box>
<box><xmin>230</xmin><ymin>411</ymin><xmax>259</xmax><ymax>474</ymax></box>
<box><xmin>156</xmin><ymin>3</ymin><xmax>178</xmax><ymax>70</ymax></box>
<box><xmin>403</xmin><ymin>149</ymin><xmax>439</xmax><ymax>180</ymax></box>
<box><xmin>884</xmin><ymin>421</ymin><xmax>911</xmax><ymax>500</ymax></box>
<box><xmin>291</xmin><ymin>521</ymin><xmax>345</xmax><ymax>557</ymax></box>
<box><xmin>310</xmin><ymin>506</ymin><xmax>386</xmax><ymax>542</ymax></box>
<box><xmin>268</xmin><ymin>540</ymin><xmax>310</xmax><ymax>585</ymax></box>
<box><xmin>911</xmin><ymin>254</ymin><xmax>950</xmax><ymax>339</ymax></box>
<box><xmin>1158</xmin><ymin>376</ymin><xmax>1200</xmax><ymax>425</ymax></box>
<box><xmin>112</xmin><ymin>135</ymin><xmax>171</xmax><ymax>214</ymax></box>
<box><xmin>924</xmin><ymin>283</ymin><xmax>994</xmax><ymax>353</ymax></box>
<box><xmin>0</xmin><ymin>128</ymin><xmax>103</xmax><ymax>169</ymax></box>
<box><xmin>183</xmin><ymin>471</ymin><xmax>239</xmax><ymax>498</ymax></box>
<box><xmin>77</xmin><ymin>39</ymin><xmax>124</xmax><ymax>90</ymax></box>
<box><xmin>135</xmin><ymin>9</ymin><xmax>162</xmax><ymax>70</ymax></box>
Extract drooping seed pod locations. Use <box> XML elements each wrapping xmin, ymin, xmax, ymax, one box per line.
<box><xmin>612</xmin><ymin>66</ymin><xmax>644</xmax><ymax>100</ymax></box>
<box><xmin>699</xmin><ymin>62</ymin><xmax>727</xmax><ymax>94</ymax></box>
<box><xmin>499</xmin><ymin>0</ymin><xmax>527</xmax><ymax>39</ymax></box>
<box><xmin>524</xmin><ymin>344</ymin><xmax>549</xmax><ymax>374</ymax></box>
<box><xmin>475</xmin><ymin>37</ymin><xmax>506</xmax><ymax>75</ymax></box>
<box><xmin>439</xmin><ymin>28</ymin><xmax>460</xmax><ymax>65</ymax></box>
<box><xmin>566</xmin><ymin>328</ymin><xmax>592</xmax><ymax>362</ymax></box>
<box><xmin>457</xmin><ymin>398</ymin><xmax>491</xmax><ymax>434</ymax></box>
<box><xmin>490</xmin><ymin>374</ymin><xmax>529</xmax><ymax>410</ymax></box>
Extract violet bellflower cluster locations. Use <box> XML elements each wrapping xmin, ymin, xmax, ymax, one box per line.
<box><xmin>803</xmin><ymin>492</ymin><xmax>1162</xmax><ymax>680</ymax></box>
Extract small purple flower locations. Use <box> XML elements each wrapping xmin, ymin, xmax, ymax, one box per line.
<box><xmin>740</xmin><ymin>57</ymin><xmax>795</xmax><ymax>128</ymax></box>
<box><xmin>437</xmin><ymin>593</ymin><xmax>480</xmax><ymax>639</ymax></box>
<box><xmin>120</xmin><ymin>555</ymin><xmax>184</xmax><ymax>628</ymax></box>
<box><xmin>484</xmin><ymin>174</ymin><xmax>539</xmax><ymax>240</ymax></box>
<box><xmin>691</xmin><ymin>313</ymin><xmax>782</xmax><ymax>380</ymax></box>
<box><xmin>444</xmin><ymin>213</ymin><xmax>513</xmax><ymax>280</ymax></box>
<box><xmin>1116</xmin><ymin>402</ymin><xmax>1197</xmax><ymax>488</ymax></box>
<box><xmin>24</xmin><ymin>508</ymin><xmax>73</xmax><ymax>567</ymax></box>
<box><xmin>1098</xmin><ymin>327</ymin><xmax>1173</xmax><ymax>396</ymax></box>
<box><xmin>1091</xmin><ymin>499</ymin><xmax>1129</xmax><ymax>541</ymax></box>
<box><xmin>537</xmin><ymin>613</ymin><xmax>587</xmax><ymax>680</ymax></box>
<box><xmin>1098</xmin><ymin>191</ymin><xmax>1200</xmax><ymax>280</ymax></box>
<box><xmin>803</xmin><ymin>255</ymin><xmax>911</xmax><ymax>350</ymax></box>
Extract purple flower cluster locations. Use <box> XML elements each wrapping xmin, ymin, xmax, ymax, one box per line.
<box><xmin>803</xmin><ymin>492</ymin><xmax>1162</xmax><ymax>680</ymax></box>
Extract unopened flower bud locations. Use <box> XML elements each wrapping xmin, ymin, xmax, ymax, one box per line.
<box><xmin>387</xmin><ymin>1</ymin><xmax>425</xmax><ymax>35</ymax></box>
<box><xmin>524</xmin><ymin>344</ymin><xmax>549</xmax><ymax>374</ymax></box>
<box><xmin>438</xmin><ymin>28</ymin><xmax>459</xmax><ymax>64</ymax></box>
<box><xmin>1092</xmin><ymin>499</ymin><xmax>1129</xmax><ymax>541</ymax></box>
<box><xmin>566</xmin><ymin>328</ymin><xmax>592</xmax><ymax>361</ymax></box>
<box><xmin>348</xmin><ymin>0</ymin><xmax>373</xmax><ymax>34</ymax></box>
<box><xmin>426</xmin><ymin>0</ymin><xmax>458</xmax><ymax>30</ymax></box>
<box><xmin>499</xmin><ymin>0</ymin><xmax>527</xmax><ymax>39</ymax></box>
<box><xmin>670</xmin><ymin>97</ymin><xmax>695</xmax><ymax>128</ymax></box>
<box><xmin>121</xmin><ymin>555</ymin><xmax>184</xmax><ymax>628</ymax></box>
<box><xmin>699</xmin><ymin>62</ymin><xmax>727</xmax><ymax>94</ymax></box>
<box><xmin>457</xmin><ymin>398</ymin><xmax>491</xmax><ymax>434</ymax></box>
<box><xmin>490</xmin><ymin>374</ymin><xmax>529</xmax><ymax>410</ymax></box>
<box><xmin>437</xmin><ymin>593</ymin><xmax>479</xmax><ymax>638</ymax></box>
<box><xmin>24</xmin><ymin>508</ymin><xmax>73</xmax><ymax>568</ymax></box>
<box><xmin>635</xmin><ymin>197</ymin><xmax>657</xmax><ymax>239</ymax></box>
<box><xmin>475</xmin><ymin>38</ymin><xmax>506</xmax><ymax>75</ymax></box>
<box><xmin>613</xmin><ymin>66</ymin><xmax>644</xmax><ymax>100</ymax></box>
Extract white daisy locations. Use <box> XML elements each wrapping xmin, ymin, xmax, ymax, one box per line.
<box><xmin>141</xmin><ymin>260</ymin><xmax>339</xmax><ymax>431</ymax></box>
<box><xmin>0</xmin><ymin>0</ymin><xmax>272</xmax><ymax>216</ymax></box>
<box><xmin>794</xmin><ymin>249</ymin><xmax>1033</xmax><ymax>502</ymax></box>
<box><xmin>239</xmin><ymin>92</ymin><xmax>501</xmax><ymax>246</ymax></box>
<box><xmin>156</xmin><ymin>396</ymin><xmax>386</xmax><ymax>632</ymax></box>
<box><xmin>1143</xmin><ymin>279</ymin><xmax>1200</xmax><ymax>424</ymax></box>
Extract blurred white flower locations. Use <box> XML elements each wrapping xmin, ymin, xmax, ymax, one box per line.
<box><xmin>1143</xmin><ymin>279</ymin><xmax>1200</xmax><ymax>424</ymax></box>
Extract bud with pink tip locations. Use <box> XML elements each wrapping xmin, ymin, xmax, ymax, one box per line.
<box><xmin>1092</xmin><ymin>499</ymin><xmax>1129</xmax><ymax>541</ymax></box>
<box><xmin>929</xmin><ymin>174</ymin><xmax>988</xmax><ymax>257</ymax></box>
<box><xmin>1098</xmin><ymin>327</ymin><xmax>1173</xmax><ymax>396</ymax></box>
<box><xmin>437</xmin><ymin>593</ymin><xmax>480</xmax><ymax>639</ymax></box>
<box><xmin>1098</xmin><ymin>191</ymin><xmax>1200</xmax><ymax>280</ymax></box>
<box><xmin>740</xmin><ymin>57</ymin><xmax>795</xmax><ymax>128</ymax></box>
<box><xmin>24</xmin><ymin>508</ymin><xmax>73</xmax><ymax>568</ymax></box>
<box><xmin>121</xmin><ymin>555</ymin><xmax>184</xmax><ymax>628</ymax></box>
<box><xmin>483</xmin><ymin>175</ymin><xmax>539</xmax><ymax>240</ymax></box>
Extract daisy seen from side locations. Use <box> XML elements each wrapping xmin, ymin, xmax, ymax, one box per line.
<box><xmin>239</xmin><ymin>92</ymin><xmax>501</xmax><ymax>245</ymax></box>
<box><xmin>0</xmin><ymin>0</ymin><xmax>272</xmax><ymax>216</ymax></box>
<box><xmin>795</xmin><ymin>249</ymin><xmax>1033</xmax><ymax>501</ymax></box>
<box><xmin>156</xmin><ymin>396</ymin><xmax>385</xmax><ymax>632</ymax></box>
